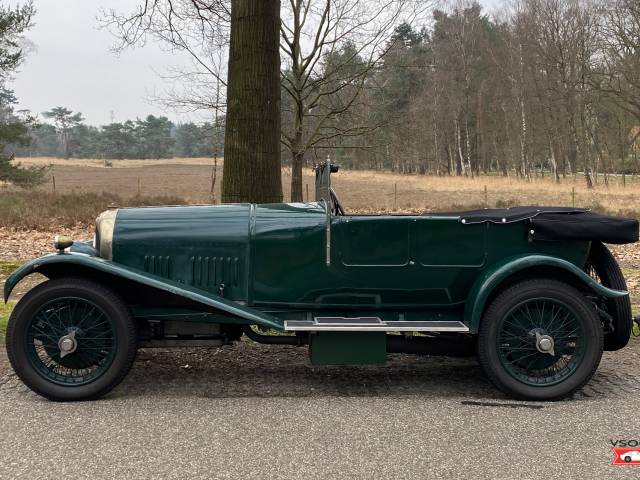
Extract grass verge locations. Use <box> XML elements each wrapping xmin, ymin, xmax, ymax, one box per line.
<box><xmin>0</xmin><ymin>302</ymin><xmax>13</xmax><ymax>337</ymax></box>
<box><xmin>0</xmin><ymin>260</ymin><xmax>23</xmax><ymax>277</ymax></box>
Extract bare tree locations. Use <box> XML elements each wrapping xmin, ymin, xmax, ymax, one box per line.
<box><xmin>103</xmin><ymin>0</ymin><xmax>230</xmax><ymax>109</ymax></box>
<box><xmin>280</xmin><ymin>0</ymin><xmax>432</xmax><ymax>201</ymax></box>
<box><xmin>506</xmin><ymin>0</ymin><xmax>600</xmax><ymax>185</ymax></box>
<box><xmin>104</xmin><ymin>0</ymin><xmax>285</xmax><ymax>203</ymax></box>
<box><xmin>594</xmin><ymin>0</ymin><xmax>640</xmax><ymax>125</ymax></box>
<box><xmin>101</xmin><ymin>0</ymin><xmax>640</xmax><ymax>184</ymax></box>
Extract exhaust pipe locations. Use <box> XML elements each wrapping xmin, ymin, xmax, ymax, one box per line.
<box><xmin>241</xmin><ymin>325</ymin><xmax>308</xmax><ymax>346</ymax></box>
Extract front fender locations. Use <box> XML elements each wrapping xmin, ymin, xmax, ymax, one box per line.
<box><xmin>464</xmin><ymin>254</ymin><xmax>628</xmax><ymax>333</ymax></box>
<box><xmin>3</xmin><ymin>253</ymin><xmax>284</xmax><ymax>330</ymax></box>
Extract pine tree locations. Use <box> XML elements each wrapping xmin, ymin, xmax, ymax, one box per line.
<box><xmin>42</xmin><ymin>107</ymin><xmax>84</xmax><ymax>159</ymax></box>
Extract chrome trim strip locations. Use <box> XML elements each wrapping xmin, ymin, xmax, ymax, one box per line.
<box><xmin>322</xmin><ymin>198</ymin><xmax>331</xmax><ymax>267</ymax></box>
<box><xmin>284</xmin><ymin>319</ymin><xmax>469</xmax><ymax>332</ymax></box>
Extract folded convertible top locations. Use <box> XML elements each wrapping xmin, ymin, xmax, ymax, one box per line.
<box><xmin>459</xmin><ymin>206</ymin><xmax>639</xmax><ymax>245</ymax></box>
<box><xmin>459</xmin><ymin>206</ymin><xmax>588</xmax><ymax>224</ymax></box>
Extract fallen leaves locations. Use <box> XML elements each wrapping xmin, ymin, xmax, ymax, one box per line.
<box><xmin>610</xmin><ymin>243</ymin><xmax>640</xmax><ymax>269</ymax></box>
<box><xmin>0</xmin><ymin>224</ymin><xmax>93</xmax><ymax>261</ymax></box>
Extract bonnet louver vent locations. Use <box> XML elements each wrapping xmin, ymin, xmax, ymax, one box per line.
<box><xmin>144</xmin><ymin>255</ymin><xmax>171</xmax><ymax>278</ymax></box>
<box><xmin>190</xmin><ymin>256</ymin><xmax>240</xmax><ymax>288</ymax></box>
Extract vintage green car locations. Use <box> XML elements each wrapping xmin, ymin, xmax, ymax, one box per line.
<box><xmin>4</xmin><ymin>163</ymin><xmax>639</xmax><ymax>401</ymax></box>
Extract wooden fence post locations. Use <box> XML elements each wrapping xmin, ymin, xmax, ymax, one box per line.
<box><xmin>52</xmin><ymin>175</ymin><xmax>56</xmax><ymax>195</ymax></box>
<box><xmin>571</xmin><ymin>187</ymin><xmax>576</xmax><ymax>207</ymax></box>
<box><xmin>137</xmin><ymin>177</ymin><xmax>141</xmax><ymax>197</ymax></box>
<box><xmin>394</xmin><ymin>182</ymin><xmax>397</xmax><ymax>210</ymax></box>
<box><xmin>305</xmin><ymin>183</ymin><xmax>309</xmax><ymax>202</ymax></box>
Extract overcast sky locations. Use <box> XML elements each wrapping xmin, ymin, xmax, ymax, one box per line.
<box><xmin>12</xmin><ymin>0</ymin><xmax>502</xmax><ymax>125</ymax></box>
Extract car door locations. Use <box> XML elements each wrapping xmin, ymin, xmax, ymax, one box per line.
<box><xmin>327</xmin><ymin>215</ymin><xmax>417</xmax><ymax>307</ymax></box>
<box><xmin>409</xmin><ymin>216</ymin><xmax>487</xmax><ymax>304</ymax></box>
<box><xmin>334</xmin><ymin>215</ymin><xmax>410</xmax><ymax>267</ymax></box>
<box><xmin>329</xmin><ymin>215</ymin><xmax>487</xmax><ymax>308</ymax></box>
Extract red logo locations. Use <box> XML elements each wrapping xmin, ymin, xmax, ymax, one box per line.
<box><xmin>612</xmin><ymin>448</ymin><xmax>640</xmax><ymax>465</ymax></box>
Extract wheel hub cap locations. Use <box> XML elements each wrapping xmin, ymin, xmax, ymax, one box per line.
<box><xmin>535</xmin><ymin>331</ymin><xmax>555</xmax><ymax>356</ymax></box>
<box><xmin>58</xmin><ymin>330</ymin><xmax>78</xmax><ymax>359</ymax></box>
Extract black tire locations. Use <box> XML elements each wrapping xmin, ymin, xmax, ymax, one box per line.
<box><xmin>478</xmin><ymin>279</ymin><xmax>603</xmax><ymax>401</ymax></box>
<box><xmin>624</xmin><ymin>456</ymin><xmax>632</xmax><ymax>463</ymax></box>
<box><xmin>587</xmin><ymin>242</ymin><xmax>632</xmax><ymax>351</ymax></box>
<box><xmin>5</xmin><ymin>278</ymin><xmax>137</xmax><ymax>401</ymax></box>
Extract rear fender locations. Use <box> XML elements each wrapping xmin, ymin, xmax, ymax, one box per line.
<box><xmin>3</xmin><ymin>253</ymin><xmax>284</xmax><ymax>330</ymax></box>
<box><xmin>464</xmin><ymin>254</ymin><xmax>628</xmax><ymax>333</ymax></box>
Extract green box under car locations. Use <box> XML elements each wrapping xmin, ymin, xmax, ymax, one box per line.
<box><xmin>3</xmin><ymin>162</ymin><xmax>640</xmax><ymax>402</ymax></box>
<box><xmin>309</xmin><ymin>331</ymin><xmax>387</xmax><ymax>365</ymax></box>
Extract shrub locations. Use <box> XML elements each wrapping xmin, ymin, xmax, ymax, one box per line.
<box><xmin>0</xmin><ymin>191</ymin><xmax>188</xmax><ymax>229</ymax></box>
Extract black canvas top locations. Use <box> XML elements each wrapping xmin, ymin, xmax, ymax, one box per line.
<box><xmin>457</xmin><ymin>206</ymin><xmax>638</xmax><ymax>245</ymax></box>
<box><xmin>459</xmin><ymin>206</ymin><xmax>588</xmax><ymax>224</ymax></box>
<box><xmin>530</xmin><ymin>211</ymin><xmax>639</xmax><ymax>244</ymax></box>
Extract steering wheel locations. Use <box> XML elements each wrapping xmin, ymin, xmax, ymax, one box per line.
<box><xmin>330</xmin><ymin>188</ymin><xmax>345</xmax><ymax>216</ymax></box>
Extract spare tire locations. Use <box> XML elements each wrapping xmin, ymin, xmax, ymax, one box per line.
<box><xmin>586</xmin><ymin>242</ymin><xmax>632</xmax><ymax>351</ymax></box>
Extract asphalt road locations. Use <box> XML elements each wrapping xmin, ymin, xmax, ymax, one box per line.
<box><xmin>1</xmin><ymin>341</ymin><xmax>640</xmax><ymax>480</ymax></box>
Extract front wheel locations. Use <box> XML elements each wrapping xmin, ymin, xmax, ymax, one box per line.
<box><xmin>6</xmin><ymin>278</ymin><xmax>137</xmax><ymax>401</ymax></box>
<box><xmin>478</xmin><ymin>279</ymin><xmax>603</xmax><ymax>401</ymax></box>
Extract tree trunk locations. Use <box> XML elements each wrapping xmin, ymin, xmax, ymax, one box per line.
<box><xmin>291</xmin><ymin>151</ymin><xmax>304</xmax><ymax>202</ymax></box>
<box><xmin>477</xmin><ymin>80</ymin><xmax>486</xmax><ymax>174</ymax></box>
<box><xmin>519</xmin><ymin>96</ymin><xmax>528</xmax><ymax>179</ymax></box>
<box><xmin>549</xmin><ymin>141</ymin><xmax>559</xmax><ymax>183</ymax></box>
<box><xmin>464</xmin><ymin>119</ymin><xmax>473</xmax><ymax>178</ymax></box>
<box><xmin>222</xmin><ymin>0</ymin><xmax>282</xmax><ymax>203</ymax></box>
<box><xmin>455</xmin><ymin>119</ymin><xmax>464</xmax><ymax>176</ymax></box>
<box><xmin>62</xmin><ymin>130</ymin><xmax>70</xmax><ymax>159</ymax></box>
<box><xmin>290</xmin><ymin>91</ymin><xmax>305</xmax><ymax>201</ymax></box>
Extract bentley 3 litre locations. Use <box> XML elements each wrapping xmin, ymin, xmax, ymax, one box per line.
<box><xmin>4</xmin><ymin>163</ymin><xmax>639</xmax><ymax>401</ymax></box>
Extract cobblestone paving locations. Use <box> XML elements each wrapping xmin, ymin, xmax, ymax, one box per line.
<box><xmin>2</xmin><ymin>337</ymin><xmax>639</xmax><ymax>401</ymax></box>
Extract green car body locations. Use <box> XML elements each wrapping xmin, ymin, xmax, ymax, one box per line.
<box><xmin>4</xmin><ymin>202</ymin><xmax>624</xmax><ymax>333</ymax></box>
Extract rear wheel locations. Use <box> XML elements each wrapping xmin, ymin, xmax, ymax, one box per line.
<box><xmin>478</xmin><ymin>279</ymin><xmax>603</xmax><ymax>401</ymax></box>
<box><xmin>6</xmin><ymin>278</ymin><xmax>137</xmax><ymax>401</ymax></box>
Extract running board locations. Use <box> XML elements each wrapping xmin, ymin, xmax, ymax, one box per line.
<box><xmin>284</xmin><ymin>317</ymin><xmax>469</xmax><ymax>332</ymax></box>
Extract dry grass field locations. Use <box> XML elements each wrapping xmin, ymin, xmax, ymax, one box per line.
<box><xmin>16</xmin><ymin>156</ymin><xmax>221</xmax><ymax>168</ymax></box>
<box><xmin>10</xmin><ymin>156</ymin><xmax>640</xmax><ymax>215</ymax></box>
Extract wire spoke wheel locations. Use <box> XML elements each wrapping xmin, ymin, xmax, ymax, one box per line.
<box><xmin>24</xmin><ymin>297</ymin><xmax>117</xmax><ymax>386</ymax></box>
<box><xmin>478</xmin><ymin>279</ymin><xmax>603</xmax><ymax>400</ymax></box>
<box><xmin>7</xmin><ymin>278</ymin><xmax>137</xmax><ymax>401</ymax></box>
<box><xmin>497</xmin><ymin>298</ymin><xmax>586</xmax><ymax>387</ymax></box>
